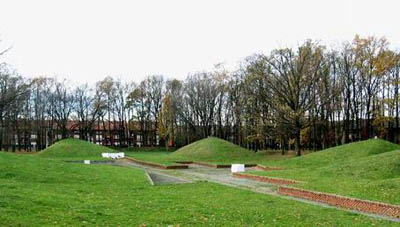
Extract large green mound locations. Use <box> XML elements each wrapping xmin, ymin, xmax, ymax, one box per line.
<box><xmin>269</xmin><ymin>139</ymin><xmax>400</xmax><ymax>181</ymax></box>
<box><xmin>170</xmin><ymin>137</ymin><xmax>257</xmax><ymax>163</ymax></box>
<box><xmin>277</xmin><ymin>138</ymin><xmax>400</xmax><ymax>168</ymax></box>
<box><xmin>37</xmin><ymin>138</ymin><xmax>116</xmax><ymax>160</ymax></box>
<box><xmin>254</xmin><ymin>139</ymin><xmax>400</xmax><ymax>204</ymax></box>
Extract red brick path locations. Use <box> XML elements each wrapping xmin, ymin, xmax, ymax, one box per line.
<box><xmin>233</xmin><ymin>172</ymin><xmax>300</xmax><ymax>185</ymax></box>
<box><xmin>278</xmin><ymin>186</ymin><xmax>400</xmax><ymax>218</ymax></box>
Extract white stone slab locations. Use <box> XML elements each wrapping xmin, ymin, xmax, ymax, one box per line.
<box><xmin>101</xmin><ymin>152</ymin><xmax>125</xmax><ymax>159</ymax></box>
<box><xmin>231</xmin><ymin>164</ymin><xmax>245</xmax><ymax>173</ymax></box>
<box><xmin>84</xmin><ymin>160</ymin><xmax>91</xmax><ymax>164</ymax></box>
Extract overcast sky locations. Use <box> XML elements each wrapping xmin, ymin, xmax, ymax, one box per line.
<box><xmin>0</xmin><ymin>0</ymin><xmax>399</xmax><ymax>84</ymax></box>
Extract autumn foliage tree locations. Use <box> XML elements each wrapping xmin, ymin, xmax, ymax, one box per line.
<box><xmin>158</xmin><ymin>95</ymin><xmax>174</xmax><ymax>150</ymax></box>
<box><xmin>353</xmin><ymin>35</ymin><xmax>398</xmax><ymax>138</ymax></box>
<box><xmin>264</xmin><ymin>41</ymin><xmax>326</xmax><ymax>156</ymax></box>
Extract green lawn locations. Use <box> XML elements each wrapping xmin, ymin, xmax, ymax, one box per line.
<box><xmin>249</xmin><ymin>139</ymin><xmax>400</xmax><ymax>205</ymax></box>
<box><xmin>0</xmin><ymin>151</ymin><xmax>396</xmax><ymax>226</ymax></box>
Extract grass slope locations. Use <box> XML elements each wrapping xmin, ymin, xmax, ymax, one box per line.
<box><xmin>170</xmin><ymin>137</ymin><xmax>259</xmax><ymax>164</ymax></box>
<box><xmin>37</xmin><ymin>138</ymin><xmax>116</xmax><ymax>160</ymax></box>
<box><xmin>251</xmin><ymin>139</ymin><xmax>400</xmax><ymax>204</ymax></box>
<box><xmin>0</xmin><ymin>152</ymin><xmax>395</xmax><ymax>226</ymax></box>
<box><xmin>270</xmin><ymin>138</ymin><xmax>400</xmax><ymax>168</ymax></box>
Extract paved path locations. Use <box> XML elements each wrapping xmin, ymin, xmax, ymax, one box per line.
<box><xmin>113</xmin><ymin>159</ymin><xmax>400</xmax><ymax>223</ymax></box>
<box><xmin>146</xmin><ymin>172</ymin><xmax>190</xmax><ymax>185</ymax></box>
<box><xmin>115</xmin><ymin>160</ymin><xmax>276</xmax><ymax>193</ymax></box>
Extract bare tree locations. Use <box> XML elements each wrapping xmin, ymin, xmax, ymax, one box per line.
<box><xmin>74</xmin><ymin>84</ymin><xmax>105</xmax><ymax>141</ymax></box>
<box><xmin>96</xmin><ymin>77</ymin><xmax>116</xmax><ymax>145</ymax></box>
<box><xmin>47</xmin><ymin>80</ymin><xmax>74</xmax><ymax>139</ymax></box>
<box><xmin>127</xmin><ymin>82</ymin><xmax>150</xmax><ymax>146</ymax></box>
<box><xmin>184</xmin><ymin>72</ymin><xmax>218</xmax><ymax>138</ymax></box>
<box><xmin>0</xmin><ymin>64</ymin><xmax>31</xmax><ymax>150</ymax></box>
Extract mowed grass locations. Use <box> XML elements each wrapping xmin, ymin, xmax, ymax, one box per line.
<box><xmin>37</xmin><ymin>138</ymin><xmax>117</xmax><ymax>160</ymax></box>
<box><xmin>0</xmin><ymin>152</ymin><xmax>396</xmax><ymax>226</ymax></box>
<box><xmin>249</xmin><ymin>139</ymin><xmax>400</xmax><ymax>205</ymax></box>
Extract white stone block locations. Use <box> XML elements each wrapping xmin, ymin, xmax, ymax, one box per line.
<box><xmin>231</xmin><ymin>164</ymin><xmax>245</xmax><ymax>173</ymax></box>
<box><xmin>84</xmin><ymin>160</ymin><xmax>91</xmax><ymax>164</ymax></box>
<box><xmin>101</xmin><ymin>152</ymin><xmax>125</xmax><ymax>159</ymax></box>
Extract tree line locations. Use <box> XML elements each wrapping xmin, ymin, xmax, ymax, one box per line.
<box><xmin>1</xmin><ymin>35</ymin><xmax>400</xmax><ymax>155</ymax></box>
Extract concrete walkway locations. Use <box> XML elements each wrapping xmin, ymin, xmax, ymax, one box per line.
<box><xmin>146</xmin><ymin>172</ymin><xmax>190</xmax><ymax>185</ymax></box>
<box><xmin>113</xmin><ymin>159</ymin><xmax>400</xmax><ymax>223</ymax></box>
<box><xmin>115</xmin><ymin>160</ymin><xmax>276</xmax><ymax>192</ymax></box>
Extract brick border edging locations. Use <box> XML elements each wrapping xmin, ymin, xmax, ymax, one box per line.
<box><xmin>195</xmin><ymin>162</ymin><xmax>233</xmax><ymax>168</ymax></box>
<box><xmin>175</xmin><ymin>161</ymin><xmax>257</xmax><ymax>169</ymax></box>
<box><xmin>124</xmin><ymin>157</ymin><xmax>188</xmax><ymax>169</ymax></box>
<box><xmin>278</xmin><ymin>186</ymin><xmax>400</xmax><ymax>218</ymax></box>
<box><xmin>233</xmin><ymin>172</ymin><xmax>300</xmax><ymax>185</ymax></box>
<box><xmin>244</xmin><ymin>164</ymin><xmax>258</xmax><ymax>168</ymax></box>
<box><xmin>175</xmin><ymin>161</ymin><xmax>194</xmax><ymax>164</ymax></box>
<box><xmin>255</xmin><ymin>164</ymin><xmax>284</xmax><ymax>171</ymax></box>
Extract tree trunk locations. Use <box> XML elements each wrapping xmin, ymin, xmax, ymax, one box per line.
<box><xmin>281</xmin><ymin>136</ymin><xmax>286</xmax><ymax>155</ymax></box>
<box><xmin>295</xmin><ymin>127</ymin><xmax>301</xmax><ymax>156</ymax></box>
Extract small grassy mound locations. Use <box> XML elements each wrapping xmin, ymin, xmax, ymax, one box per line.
<box><xmin>37</xmin><ymin>138</ymin><xmax>116</xmax><ymax>160</ymax></box>
<box><xmin>252</xmin><ymin>139</ymin><xmax>400</xmax><ymax>204</ymax></box>
<box><xmin>170</xmin><ymin>137</ymin><xmax>258</xmax><ymax>164</ymax></box>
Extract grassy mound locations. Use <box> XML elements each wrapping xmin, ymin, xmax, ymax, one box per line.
<box><xmin>252</xmin><ymin>139</ymin><xmax>400</xmax><ymax>204</ymax></box>
<box><xmin>276</xmin><ymin>138</ymin><xmax>400</xmax><ymax>168</ymax></box>
<box><xmin>37</xmin><ymin>138</ymin><xmax>116</xmax><ymax>160</ymax></box>
<box><xmin>0</xmin><ymin>152</ymin><xmax>394</xmax><ymax>226</ymax></box>
<box><xmin>170</xmin><ymin>137</ymin><xmax>258</xmax><ymax>164</ymax></box>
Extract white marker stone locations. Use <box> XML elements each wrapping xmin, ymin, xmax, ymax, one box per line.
<box><xmin>84</xmin><ymin>160</ymin><xmax>91</xmax><ymax>165</ymax></box>
<box><xmin>101</xmin><ymin>152</ymin><xmax>125</xmax><ymax>159</ymax></box>
<box><xmin>231</xmin><ymin>164</ymin><xmax>245</xmax><ymax>173</ymax></box>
